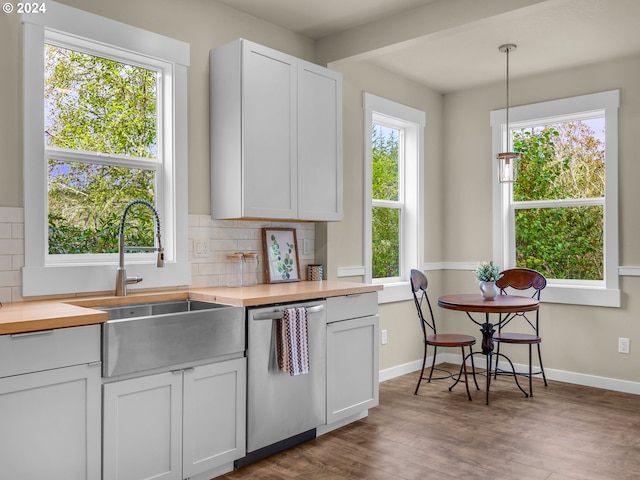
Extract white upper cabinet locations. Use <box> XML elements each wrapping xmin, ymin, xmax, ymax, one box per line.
<box><xmin>298</xmin><ymin>61</ymin><xmax>343</xmax><ymax>221</ymax></box>
<box><xmin>210</xmin><ymin>39</ymin><xmax>343</xmax><ymax>221</ymax></box>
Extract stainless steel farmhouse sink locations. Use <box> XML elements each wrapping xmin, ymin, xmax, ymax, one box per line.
<box><xmin>99</xmin><ymin>299</ymin><xmax>245</xmax><ymax>378</ymax></box>
<box><xmin>99</xmin><ymin>299</ymin><xmax>229</xmax><ymax>320</ymax></box>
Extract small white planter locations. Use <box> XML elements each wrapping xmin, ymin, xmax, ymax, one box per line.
<box><xmin>479</xmin><ymin>281</ymin><xmax>499</xmax><ymax>300</ymax></box>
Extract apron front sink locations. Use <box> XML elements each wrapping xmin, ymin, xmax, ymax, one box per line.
<box><xmin>99</xmin><ymin>299</ymin><xmax>245</xmax><ymax>378</ymax></box>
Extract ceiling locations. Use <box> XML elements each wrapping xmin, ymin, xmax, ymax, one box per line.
<box><xmin>213</xmin><ymin>0</ymin><xmax>640</xmax><ymax>93</ymax></box>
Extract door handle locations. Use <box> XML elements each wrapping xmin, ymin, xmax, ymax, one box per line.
<box><xmin>253</xmin><ymin>304</ymin><xmax>324</xmax><ymax>321</ymax></box>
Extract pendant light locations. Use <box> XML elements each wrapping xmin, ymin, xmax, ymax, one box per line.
<box><xmin>497</xmin><ymin>43</ymin><xmax>519</xmax><ymax>183</ymax></box>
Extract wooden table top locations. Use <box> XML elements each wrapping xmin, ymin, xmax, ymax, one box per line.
<box><xmin>438</xmin><ymin>293</ymin><xmax>538</xmax><ymax>313</ymax></box>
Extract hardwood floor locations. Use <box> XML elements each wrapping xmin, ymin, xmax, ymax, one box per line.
<box><xmin>220</xmin><ymin>366</ymin><xmax>640</xmax><ymax>480</ymax></box>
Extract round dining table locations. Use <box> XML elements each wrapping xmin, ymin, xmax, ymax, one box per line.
<box><xmin>438</xmin><ymin>293</ymin><xmax>539</xmax><ymax>404</ymax></box>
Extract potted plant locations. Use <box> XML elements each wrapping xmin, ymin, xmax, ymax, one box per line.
<box><xmin>475</xmin><ymin>261</ymin><xmax>503</xmax><ymax>300</ymax></box>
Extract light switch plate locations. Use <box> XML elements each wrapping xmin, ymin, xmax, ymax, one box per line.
<box><xmin>194</xmin><ymin>239</ymin><xmax>210</xmax><ymax>258</ymax></box>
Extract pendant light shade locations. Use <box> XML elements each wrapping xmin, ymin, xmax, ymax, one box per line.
<box><xmin>497</xmin><ymin>44</ymin><xmax>519</xmax><ymax>183</ymax></box>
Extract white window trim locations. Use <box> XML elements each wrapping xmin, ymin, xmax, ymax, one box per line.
<box><xmin>21</xmin><ymin>1</ymin><xmax>191</xmax><ymax>296</ymax></box>
<box><xmin>364</xmin><ymin>93</ymin><xmax>425</xmax><ymax>304</ymax></box>
<box><xmin>491</xmin><ymin>90</ymin><xmax>620</xmax><ymax>307</ymax></box>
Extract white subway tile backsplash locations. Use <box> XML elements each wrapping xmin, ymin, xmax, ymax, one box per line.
<box><xmin>0</xmin><ymin>256</ymin><xmax>11</xmax><ymax>271</ymax></box>
<box><xmin>0</xmin><ymin>207</ymin><xmax>23</xmax><ymax>223</ymax></box>
<box><xmin>12</xmin><ymin>223</ymin><xmax>24</xmax><ymax>239</ymax></box>
<box><xmin>0</xmin><ymin>224</ymin><xmax>11</xmax><ymax>238</ymax></box>
<box><xmin>0</xmin><ymin>239</ymin><xmax>24</xmax><ymax>255</ymax></box>
<box><xmin>0</xmin><ymin>208</ymin><xmax>23</xmax><ymax>302</ymax></box>
<box><xmin>0</xmin><ymin>270</ymin><xmax>20</xmax><ymax>288</ymax></box>
<box><xmin>12</xmin><ymin>254</ymin><xmax>24</xmax><ymax>270</ymax></box>
<box><xmin>188</xmin><ymin>215</ymin><xmax>316</xmax><ymax>287</ymax></box>
<box><xmin>0</xmin><ymin>287</ymin><xmax>11</xmax><ymax>304</ymax></box>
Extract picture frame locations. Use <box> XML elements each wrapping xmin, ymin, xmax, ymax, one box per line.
<box><xmin>262</xmin><ymin>227</ymin><xmax>301</xmax><ymax>283</ymax></box>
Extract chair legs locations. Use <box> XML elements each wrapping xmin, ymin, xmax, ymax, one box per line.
<box><xmin>415</xmin><ymin>345</ymin><xmax>479</xmax><ymax>398</ymax></box>
<box><xmin>493</xmin><ymin>342</ymin><xmax>547</xmax><ymax>397</ymax></box>
<box><xmin>427</xmin><ymin>345</ymin><xmax>438</xmax><ymax>383</ymax></box>
<box><xmin>537</xmin><ymin>343</ymin><xmax>548</xmax><ymax>386</ymax></box>
<box><xmin>414</xmin><ymin>343</ymin><xmax>430</xmax><ymax>395</ymax></box>
<box><xmin>448</xmin><ymin>346</ymin><xmax>480</xmax><ymax>400</ymax></box>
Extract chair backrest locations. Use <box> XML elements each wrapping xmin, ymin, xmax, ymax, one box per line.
<box><xmin>496</xmin><ymin>268</ymin><xmax>546</xmax><ymax>298</ymax></box>
<box><xmin>410</xmin><ymin>269</ymin><xmax>437</xmax><ymax>337</ymax></box>
<box><xmin>496</xmin><ymin>268</ymin><xmax>546</xmax><ymax>332</ymax></box>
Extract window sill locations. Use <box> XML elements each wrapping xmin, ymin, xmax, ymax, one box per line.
<box><xmin>22</xmin><ymin>262</ymin><xmax>191</xmax><ymax>297</ymax></box>
<box><xmin>376</xmin><ymin>281</ymin><xmax>412</xmax><ymax>304</ymax></box>
<box><xmin>542</xmin><ymin>284</ymin><xmax>620</xmax><ymax>308</ymax></box>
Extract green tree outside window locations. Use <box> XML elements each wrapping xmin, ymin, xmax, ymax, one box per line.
<box><xmin>512</xmin><ymin>120</ymin><xmax>605</xmax><ymax>280</ymax></box>
<box><xmin>45</xmin><ymin>44</ymin><xmax>157</xmax><ymax>254</ymax></box>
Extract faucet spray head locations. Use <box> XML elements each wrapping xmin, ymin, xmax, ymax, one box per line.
<box><xmin>157</xmin><ymin>233</ymin><xmax>164</xmax><ymax>268</ymax></box>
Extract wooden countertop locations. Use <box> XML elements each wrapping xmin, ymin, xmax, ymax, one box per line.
<box><xmin>0</xmin><ymin>281</ymin><xmax>382</xmax><ymax>335</ymax></box>
<box><xmin>0</xmin><ymin>300</ymin><xmax>108</xmax><ymax>335</ymax></box>
<box><xmin>188</xmin><ymin>281</ymin><xmax>382</xmax><ymax>307</ymax></box>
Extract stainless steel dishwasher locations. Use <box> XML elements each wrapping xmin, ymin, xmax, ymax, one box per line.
<box><xmin>237</xmin><ymin>299</ymin><xmax>326</xmax><ymax>467</ymax></box>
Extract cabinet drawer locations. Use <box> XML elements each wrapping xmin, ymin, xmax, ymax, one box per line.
<box><xmin>326</xmin><ymin>292</ymin><xmax>378</xmax><ymax>323</ymax></box>
<box><xmin>0</xmin><ymin>324</ymin><xmax>100</xmax><ymax>378</ymax></box>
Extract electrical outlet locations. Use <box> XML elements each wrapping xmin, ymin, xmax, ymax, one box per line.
<box><xmin>381</xmin><ymin>329</ymin><xmax>388</xmax><ymax>345</ymax></box>
<box><xmin>618</xmin><ymin>337</ymin><xmax>630</xmax><ymax>354</ymax></box>
<box><xmin>193</xmin><ymin>239</ymin><xmax>210</xmax><ymax>258</ymax></box>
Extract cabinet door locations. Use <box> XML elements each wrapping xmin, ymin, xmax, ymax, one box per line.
<box><xmin>326</xmin><ymin>315</ymin><xmax>379</xmax><ymax>424</ymax></box>
<box><xmin>182</xmin><ymin>358</ymin><xmax>247</xmax><ymax>478</ymax></box>
<box><xmin>103</xmin><ymin>372</ymin><xmax>183</xmax><ymax>480</ymax></box>
<box><xmin>298</xmin><ymin>61</ymin><xmax>343</xmax><ymax>221</ymax></box>
<box><xmin>0</xmin><ymin>363</ymin><xmax>101</xmax><ymax>480</ymax></box>
<box><xmin>242</xmin><ymin>41</ymin><xmax>297</xmax><ymax>219</ymax></box>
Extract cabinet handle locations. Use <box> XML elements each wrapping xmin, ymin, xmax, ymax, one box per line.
<box><xmin>10</xmin><ymin>329</ymin><xmax>54</xmax><ymax>338</ymax></box>
<box><xmin>171</xmin><ymin>367</ymin><xmax>195</xmax><ymax>375</ymax></box>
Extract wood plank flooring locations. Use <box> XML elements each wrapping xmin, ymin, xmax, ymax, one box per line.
<box><xmin>219</xmin><ymin>366</ymin><xmax>640</xmax><ymax>480</ymax></box>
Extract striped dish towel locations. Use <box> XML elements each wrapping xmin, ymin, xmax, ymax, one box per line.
<box><xmin>276</xmin><ymin>307</ymin><xmax>310</xmax><ymax>376</ymax></box>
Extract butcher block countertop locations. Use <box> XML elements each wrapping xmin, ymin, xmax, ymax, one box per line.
<box><xmin>188</xmin><ymin>281</ymin><xmax>382</xmax><ymax>307</ymax></box>
<box><xmin>0</xmin><ymin>281</ymin><xmax>382</xmax><ymax>335</ymax></box>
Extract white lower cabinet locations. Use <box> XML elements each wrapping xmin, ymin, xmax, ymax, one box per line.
<box><xmin>326</xmin><ymin>294</ymin><xmax>379</xmax><ymax>425</ymax></box>
<box><xmin>182</xmin><ymin>359</ymin><xmax>247</xmax><ymax>478</ymax></box>
<box><xmin>0</xmin><ymin>326</ymin><xmax>102</xmax><ymax>480</ymax></box>
<box><xmin>103</xmin><ymin>357</ymin><xmax>247</xmax><ymax>480</ymax></box>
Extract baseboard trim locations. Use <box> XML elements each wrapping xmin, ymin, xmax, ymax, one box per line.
<box><xmin>379</xmin><ymin>352</ymin><xmax>640</xmax><ymax>395</ymax></box>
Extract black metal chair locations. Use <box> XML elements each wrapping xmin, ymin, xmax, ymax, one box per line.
<box><xmin>410</xmin><ymin>269</ymin><xmax>479</xmax><ymax>400</ymax></box>
<box><xmin>493</xmin><ymin>268</ymin><xmax>548</xmax><ymax>397</ymax></box>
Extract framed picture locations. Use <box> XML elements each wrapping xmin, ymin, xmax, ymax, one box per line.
<box><xmin>262</xmin><ymin>227</ymin><xmax>301</xmax><ymax>283</ymax></box>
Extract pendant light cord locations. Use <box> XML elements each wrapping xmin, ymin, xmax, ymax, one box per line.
<box><xmin>498</xmin><ymin>43</ymin><xmax>517</xmax><ymax>152</ymax></box>
<box><xmin>505</xmin><ymin>46</ymin><xmax>510</xmax><ymax>142</ymax></box>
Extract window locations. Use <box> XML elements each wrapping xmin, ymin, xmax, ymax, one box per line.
<box><xmin>22</xmin><ymin>1</ymin><xmax>190</xmax><ymax>296</ymax></box>
<box><xmin>364</xmin><ymin>93</ymin><xmax>424</xmax><ymax>303</ymax></box>
<box><xmin>491</xmin><ymin>90</ymin><xmax>620</xmax><ymax>307</ymax></box>
<box><xmin>45</xmin><ymin>42</ymin><xmax>160</xmax><ymax>257</ymax></box>
<box><xmin>372</xmin><ymin>122</ymin><xmax>402</xmax><ymax>280</ymax></box>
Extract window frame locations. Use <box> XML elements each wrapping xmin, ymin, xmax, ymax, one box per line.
<box><xmin>491</xmin><ymin>90</ymin><xmax>620</xmax><ymax>307</ymax></box>
<box><xmin>364</xmin><ymin>93</ymin><xmax>425</xmax><ymax>303</ymax></box>
<box><xmin>22</xmin><ymin>1</ymin><xmax>191</xmax><ymax>296</ymax></box>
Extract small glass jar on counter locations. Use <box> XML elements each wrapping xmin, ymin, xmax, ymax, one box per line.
<box><xmin>242</xmin><ymin>252</ymin><xmax>259</xmax><ymax>286</ymax></box>
<box><xmin>225</xmin><ymin>252</ymin><xmax>243</xmax><ymax>287</ymax></box>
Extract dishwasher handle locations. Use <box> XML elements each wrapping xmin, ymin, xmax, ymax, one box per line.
<box><xmin>252</xmin><ymin>304</ymin><xmax>324</xmax><ymax>321</ymax></box>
